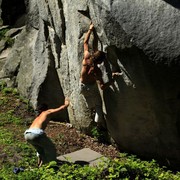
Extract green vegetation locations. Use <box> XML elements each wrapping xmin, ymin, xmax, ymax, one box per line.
<box><xmin>0</xmin><ymin>28</ymin><xmax>9</xmax><ymax>39</ymax></box>
<box><xmin>0</xmin><ymin>27</ymin><xmax>15</xmax><ymax>47</ymax></box>
<box><xmin>91</xmin><ymin>126</ymin><xmax>110</xmax><ymax>143</ymax></box>
<box><xmin>91</xmin><ymin>126</ymin><xmax>102</xmax><ymax>139</ymax></box>
<box><xmin>0</xmin><ymin>81</ymin><xmax>180</xmax><ymax>179</ymax></box>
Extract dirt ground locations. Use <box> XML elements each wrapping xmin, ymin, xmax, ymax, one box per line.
<box><xmin>46</xmin><ymin>121</ymin><xmax>120</xmax><ymax>159</ymax></box>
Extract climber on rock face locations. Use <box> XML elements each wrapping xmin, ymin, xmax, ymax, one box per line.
<box><xmin>80</xmin><ymin>22</ymin><xmax>116</xmax><ymax>128</ymax></box>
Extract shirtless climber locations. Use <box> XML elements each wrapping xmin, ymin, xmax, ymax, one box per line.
<box><xmin>24</xmin><ymin>98</ymin><xmax>69</xmax><ymax>167</ymax></box>
<box><xmin>80</xmin><ymin>23</ymin><xmax>118</xmax><ymax>127</ymax></box>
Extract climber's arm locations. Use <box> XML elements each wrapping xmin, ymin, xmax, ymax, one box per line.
<box><xmin>84</xmin><ymin>23</ymin><xmax>94</xmax><ymax>53</ymax></box>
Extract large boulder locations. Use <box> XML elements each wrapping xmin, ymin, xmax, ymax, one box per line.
<box><xmin>0</xmin><ymin>0</ymin><xmax>180</xmax><ymax>168</ymax></box>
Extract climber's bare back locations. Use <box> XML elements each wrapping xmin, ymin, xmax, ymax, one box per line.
<box><xmin>29</xmin><ymin>111</ymin><xmax>50</xmax><ymax>130</ymax></box>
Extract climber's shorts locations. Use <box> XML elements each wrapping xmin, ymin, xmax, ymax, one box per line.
<box><xmin>80</xmin><ymin>82</ymin><xmax>102</xmax><ymax>109</ymax></box>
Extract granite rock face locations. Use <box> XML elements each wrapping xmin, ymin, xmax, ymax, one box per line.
<box><xmin>0</xmin><ymin>0</ymin><xmax>180</xmax><ymax>167</ymax></box>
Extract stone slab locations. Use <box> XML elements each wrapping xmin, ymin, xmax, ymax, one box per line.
<box><xmin>57</xmin><ymin>148</ymin><xmax>108</xmax><ymax>166</ymax></box>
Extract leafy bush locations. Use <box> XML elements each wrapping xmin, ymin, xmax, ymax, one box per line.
<box><xmin>91</xmin><ymin>126</ymin><xmax>110</xmax><ymax>143</ymax></box>
<box><xmin>2</xmin><ymin>87</ymin><xmax>18</xmax><ymax>95</ymax></box>
<box><xmin>0</xmin><ymin>157</ymin><xmax>180</xmax><ymax>180</ymax></box>
<box><xmin>91</xmin><ymin>126</ymin><xmax>101</xmax><ymax>139</ymax></box>
<box><xmin>0</xmin><ymin>28</ymin><xmax>15</xmax><ymax>47</ymax></box>
<box><xmin>0</xmin><ymin>81</ymin><xmax>7</xmax><ymax>90</ymax></box>
<box><xmin>0</xmin><ymin>28</ymin><xmax>9</xmax><ymax>40</ymax></box>
<box><xmin>5</xmin><ymin>36</ymin><xmax>15</xmax><ymax>47</ymax></box>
